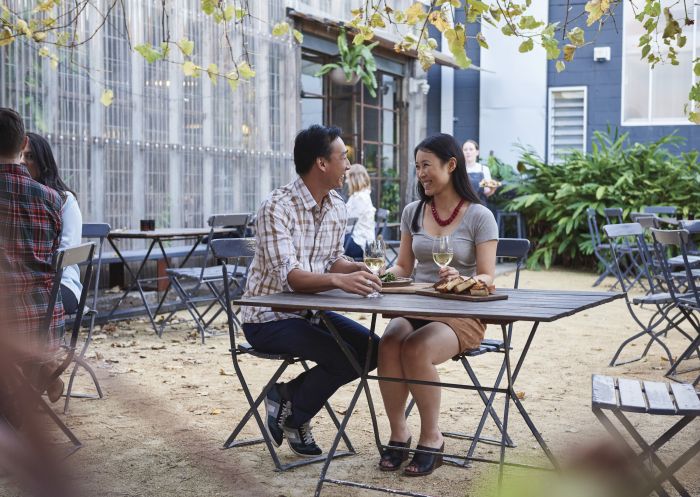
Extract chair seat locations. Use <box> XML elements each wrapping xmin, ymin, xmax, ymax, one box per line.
<box><xmin>236</xmin><ymin>342</ymin><xmax>296</xmax><ymax>362</ymax></box>
<box><xmin>632</xmin><ymin>292</ymin><xmax>675</xmax><ymax>305</ymax></box>
<box><xmin>668</xmin><ymin>255</ymin><xmax>700</xmax><ymax>267</ymax></box>
<box><xmin>592</xmin><ymin>375</ymin><xmax>700</xmax><ymax>416</ymax></box>
<box><xmin>166</xmin><ymin>264</ymin><xmax>245</xmax><ymax>281</ymax></box>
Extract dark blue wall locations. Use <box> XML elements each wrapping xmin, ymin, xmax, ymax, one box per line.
<box><xmin>425</xmin><ymin>15</ymin><xmax>481</xmax><ymax>143</ymax></box>
<box><xmin>452</xmin><ymin>11</ymin><xmax>481</xmax><ymax>145</ymax></box>
<box><xmin>547</xmin><ymin>0</ymin><xmax>700</xmax><ymax>153</ymax></box>
<box><xmin>426</xmin><ymin>25</ymin><xmax>442</xmax><ymax>136</ymax></box>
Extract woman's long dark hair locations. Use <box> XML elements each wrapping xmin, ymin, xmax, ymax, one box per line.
<box><xmin>411</xmin><ymin>133</ymin><xmax>481</xmax><ymax>231</ymax></box>
<box><xmin>25</xmin><ymin>132</ymin><xmax>76</xmax><ymax>201</ymax></box>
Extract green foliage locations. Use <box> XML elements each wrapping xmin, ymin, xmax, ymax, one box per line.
<box><xmin>507</xmin><ymin>130</ymin><xmax>700</xmax><ymax>269</ymax></box>
<box><xmin>315</xmin><ymin>28</ymin><xmax>379</xmax><ymax>97</ymax></box>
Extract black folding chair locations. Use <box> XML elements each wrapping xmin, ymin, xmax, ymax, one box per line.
<box><xmin>603</xmin><ymin>223</ymin><xmax>692</xmax><ymax>367</ymax></box>
<box><xmin>406</xmin><ymin>238</ymin><xmax>530</xmax><ymax>465</ymax></box>
<box><xmin>62</xmin><ymin>223</ymin><xmax>110</xmax><ymax>414</ymax></box>
<box><xmin>603</xmin><ymin>208</ymin><xmax>648</xmax><ymax>291</ymax></box>
<box><xmin>26</xmin><ymin>243</ymin><xmax>95</xmax><ymax>456</ymax></box>
<box><xmin>592</xmin><ymin>375</ymin><xmax>700</xmax><ymax>497</ymax></box>
<box><xmin>212</xmin><ymin>238</ymin><xmax>355</xmax><ymax>471</ymax></box>
<box><xmin>164</xmin><ymin>213</ymin><xmax>249</xmax><ymax>343</ymax></box>
<box><xmin>343</xmin><ymin>217</ymin><xmax>359</xmax><ymax>254</ymax></box>
<box><xmin>375</xmin><ymin>208</ymin><xmax>400</xmax><ymax>266</ymax></box>
<box><xmin>587</xmin><ymin>208</ymin><xmax>617</xmax><ymax>287</ymax></box>
<box><xmin>650</xmin><ymin>228</ymin><xmax>700</xmax><ymax>386</ymax></box>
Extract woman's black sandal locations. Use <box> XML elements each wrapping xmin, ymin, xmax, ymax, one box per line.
<box><xmin>378</xmin><ymin>437</ymin><xmax>412</xmax><ymax>472</ymax></box>
<box><xmin>403</xmin><ymin>442</ymin><xmax>444</xmax><ymax>477</ymax></box>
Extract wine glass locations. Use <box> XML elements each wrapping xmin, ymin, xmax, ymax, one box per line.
<box><xmin>432</xmin><ymin>235</ymin><xmax>453</xmax><ymax>269</ymax></box>
<box><xmin>363</xmin><ymin>238</ymin><xmax>385</xmax><ymax>298</ymax></box>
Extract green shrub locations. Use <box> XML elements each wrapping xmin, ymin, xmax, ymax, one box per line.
<box><xmin>506</xmin><ymin>130</ymin><xmax>700</xmax><ymax>269</ymax></box>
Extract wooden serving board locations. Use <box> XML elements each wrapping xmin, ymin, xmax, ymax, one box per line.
<box><xmin>415</xmin><ymin>288</ymin><xmax>508</xmax><ymax>302</ymax></box>
<box><xmin>381</xmin><ymin>282</ymin><xmax>433</xmax><ymax>294</ymax></box>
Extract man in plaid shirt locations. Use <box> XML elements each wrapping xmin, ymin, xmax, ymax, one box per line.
<box><xmin>0</xmin><ymin>108</ymin><xmax>63</xmax><ymax>346</ymax></box>
<box><xmin>242</xmin><ymin>125</ymin><xmax>382</xmax><ymax>457</ymax></box>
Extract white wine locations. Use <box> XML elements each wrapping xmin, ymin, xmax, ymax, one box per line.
<box><xmin>433</xmin><ymin>252</ymin><xmax>453</xmax><ymax>267</ymax></box>
<box><xmin>364</xmin><ymin>257</ymin><xmax>384</xmax><ymax>273</ymax></box>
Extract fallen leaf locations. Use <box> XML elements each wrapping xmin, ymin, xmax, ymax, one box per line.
<box><xmin>210</xmin><ymin>408</ymin><xmax>222</xmax><ymax>415</ymax></box>
<box><xmin>219</xmin><ymin>368</ymin><xmax>234</xmax><ymax>376</ymax></box>
<box><xmin>151</xmin><ymin>344</ymin><xmax>166</xmax><ymax>350</ymax></box>
<box><xmin>516</xmin><ymin>391</ymin><xmax>526</xmax><ymax>400</ymax></box>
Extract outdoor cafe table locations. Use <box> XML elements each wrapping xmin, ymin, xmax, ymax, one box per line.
<box><xmin>106</xmin><ymin>228</ymin><xmax>228</xmax><ymax>335</ymax></box>
<box><xmin>236</xmin><ymin>287</ymin><xmax>624</xmax><ymax>497</ymax></box>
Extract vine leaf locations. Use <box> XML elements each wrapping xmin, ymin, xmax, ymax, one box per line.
<box><xmin>100</xmin><ymin>89</ymin><xmax>114</xmax><ymax>107</ymax></box>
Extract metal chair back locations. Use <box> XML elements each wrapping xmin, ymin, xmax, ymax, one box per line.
<box><xmin>344</xmin><ymin>217</ymin><xmax>358</xmax><ymax>252</ymax></box>
<box><xmin>644</xmin><ymin>206</ymin><xmax>677</xmax><ymax>217</ymax></box>
<box><xmin>496</xmin><ymin>238</ymin><xmax>530</xmax><ymax>289</ymax></box>
<box><xmin>375</xmin><ymin>208</ymin><xmax>389</xmax><ymax>239</ymax></box>
<box><xmin>602</xmin><ymin>223</ymin><xmax>656</xmax><ymax>293</ymax></box>
<box><xmin>603</xmin><ymin>207</ymin><xmax>624</xmax><ymax>225</ymax></box>
<box><xmin>651</xmin><ymin>228</ymin><xmax>700</xmax><ymax>310</ymax></box>
<box><xmin>212</xmin><ymin>238</ymin><xmax>256</xmax><ymax>348</ymax></box>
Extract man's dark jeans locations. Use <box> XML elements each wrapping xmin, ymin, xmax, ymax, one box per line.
<box><xmin>243</xmin><ymin>312</ymin><xmax>379</xmax><ymax>428</ymax></box>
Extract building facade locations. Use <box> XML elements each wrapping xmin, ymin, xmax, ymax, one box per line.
<box><xmin>428</xmin><ymin>1</ymin><xmax>699</xmax><ymax>165</ymax></box>
<box><xmin>1</xmin><ymin>0</ymin><xmax>431</xmax><ymax>232</ymax></box>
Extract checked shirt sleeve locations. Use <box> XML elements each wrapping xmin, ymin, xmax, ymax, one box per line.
<box><xmin>257</xmin><ymin>198</ymin><xmax>302</xmax><ymax>292</ymax></box>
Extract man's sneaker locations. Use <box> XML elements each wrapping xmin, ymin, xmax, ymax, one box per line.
<box><xmin>264</xmin><ymin>384</ymin><xmax>291</xmax><ymax>447</ymax></box>
<box><xmin>283</xmin><ymin>421</ymin><xmax>323</xmax><ymax>457</ymax></box>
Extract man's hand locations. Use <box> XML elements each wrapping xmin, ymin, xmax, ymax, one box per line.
<box><xmin>335</xmin><ymin>271</ymin><xmax>382</xmax><ymax>296</ymax></box>
<box><xmin>355</xmin><ymin>261</ymin><xmax>373</xmax><ymax>274</ymax></box>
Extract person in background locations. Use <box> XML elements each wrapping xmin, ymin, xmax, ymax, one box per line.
<box><xmin>462</xmin><ymin>139</ymin><xmax>497</xmax><ymax>206</ymax></box>
<box><xmin>22</xmin><ymin>132</ymin><xmax>82</xmax><ymax>315</ymax></box>
<box><xmin>344</xmin><ymin>163</ymin><xmax>376</xmax><ymax>259</ymax></box>
<box><xmin>0</xmin><ymin>108</ymin><xmax>64</xmax><ymax>403</ymax></box>
<box><xmin>377</xmin><ymin>133</ymin><xmax>498</xmax><ymax>476</ymax></box>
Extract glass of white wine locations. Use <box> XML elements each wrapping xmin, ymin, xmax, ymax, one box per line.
<box><xmin>363</xmin><ymin>239</ymin><xmax>385</xmax><ymax>298</ymax></box>
<box><xmin>432</xmin><ymin>235</ymin><xmax>454</xmax><ymax>269</ymax></box>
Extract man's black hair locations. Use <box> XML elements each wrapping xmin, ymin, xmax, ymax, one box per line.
<box><xmin>293</xmin><ymin>125</ymin><xmax>342</xmax><ymax>176</ymax></box>
<box><xmin>0</xmin><ymin>108</ymin><xmax>25</xmax><ymax>159</ymax></box>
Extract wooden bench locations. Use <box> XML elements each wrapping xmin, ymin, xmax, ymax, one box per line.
<box><xmin>592</xmin><ymin>374</ymin><xmax>700</xmax><ymax>497</ymax></box>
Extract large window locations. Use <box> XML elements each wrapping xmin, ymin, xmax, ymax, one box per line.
<box><xmin>301</xmin><ymin>48</ymin><xmax>405</xmax><ymax>220</ymax></box>
<box><xmin>622</xmin><ymin>1</ymin><xmax>697</xmax><ymax>125</ymax></box>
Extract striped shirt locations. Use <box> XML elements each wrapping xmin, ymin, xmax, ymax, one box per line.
<box><xmin>0</xmin><ymin>164</ymin><xmax>63</xmax><ymax>344</ymax></box>
<box><xmin>241</xmin><ymin>176</ymin><xmax>350</xmax><ymax>324</ymax></box>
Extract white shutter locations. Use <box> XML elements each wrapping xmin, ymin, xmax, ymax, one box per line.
<box><xmin>547</xmin><ymin>87</ymin><xmax>587</xmax><ymax>164</ymax></box>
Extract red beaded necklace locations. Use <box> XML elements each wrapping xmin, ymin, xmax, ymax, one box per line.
<box><xmin>431</xmin><ymin>198</ymin><xmax>465</xmax><ymax>227</ymax></box>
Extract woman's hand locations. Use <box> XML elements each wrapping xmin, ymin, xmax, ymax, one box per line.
<box><xmin>438</xmin><ymin>266</ymin><xmax>459</xmax><ymax>280</ymax></box>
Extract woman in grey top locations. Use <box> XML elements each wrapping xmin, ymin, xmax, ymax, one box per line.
<box><xmin>378</xmin><ymin>134</ymin><xmax>498</xmax><ymax>476</ymax></box>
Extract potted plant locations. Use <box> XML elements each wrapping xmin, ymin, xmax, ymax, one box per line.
<box><xmin>315</xmin><ymin>28</ymin><xmax>379</xmax><ymax>97</ymax></box>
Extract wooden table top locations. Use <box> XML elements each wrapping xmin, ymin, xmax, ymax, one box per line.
<box><xmin>236</xmin><ymin>288</ymin><xmax>624</xmax><ymax>323</ymax></box>
<box><xmin>108</xmin><ymin>227</ymin><xmax>230</xmax><ymax>239</ymax></box>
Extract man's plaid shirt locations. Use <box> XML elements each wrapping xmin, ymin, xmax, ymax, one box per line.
<box><xmin>0</xmin><ymin>164</ymin><xmax>63</xmax><ymax>343</ymax></box>
<box><xmin>241</xmin><ymin>176</ymin><xmax>351</xmax><ymax>324</ymax></box>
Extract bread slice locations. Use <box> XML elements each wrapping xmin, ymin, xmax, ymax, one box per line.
<box><xmin>469</xmin><ymin>281</ymin><xmax>489</xmax><ymax>296</ymax></box>
<box><xmin>453</xmin><ymin>276</ymin><xmax>477</xmax><ymax>294</ymax></box>
<box><xmin>435</xmin><ymin>278</ymin><xmax>452</xmax><ymax>293</ymax></box>
<box><xmin>443</xmin><ymin>276</ymin><xmax>463</xmax><ymax>292</ymax></box>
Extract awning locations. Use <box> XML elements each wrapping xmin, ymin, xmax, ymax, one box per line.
<box><xmin>287</xmin><ymin>8</ymin><xmax>462</xmax><ymax>70</ymax></box>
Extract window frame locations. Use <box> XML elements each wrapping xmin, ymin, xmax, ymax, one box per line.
<box><xmin>620</xmin><ymin>1</ymin><xmax>698</xmax><ymax>126</ymax></box>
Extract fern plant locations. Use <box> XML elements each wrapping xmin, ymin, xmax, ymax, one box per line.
<box><xmin>506</xmin><ymin>130</ymin><xmax>700</xmax><ymax>269</ymax></box>
<box><xmin>315</xmin><ymin>28</ymin><xmax>379</xmax><ymax>97</ymax></box>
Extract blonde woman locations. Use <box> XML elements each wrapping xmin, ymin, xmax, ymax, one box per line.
<box><xmin>344</xmin><ymin>164</ymin><xmax>376</xmax><ymax>259</ymax></box>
